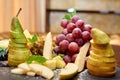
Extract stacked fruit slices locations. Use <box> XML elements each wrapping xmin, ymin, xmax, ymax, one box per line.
<box><xmin>54</xmin><ymin>13</ymin><xmax>92</xmax><ymax>64</ymax></box>
<box><xmin>8</xmin><ymin>16</ymin><xmax>32</xmax><ymax>67</ymax></box>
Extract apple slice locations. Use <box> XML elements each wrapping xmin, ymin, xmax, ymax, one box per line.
<box><xmin>29</xmin><ymin>63</ymin><xmax>54</xmax><ymax>79</ymax></box>
<box><xmin>59</xmin><ymin>63</ymin><xmax>78</xmax><ymax>80</ymax></box>
<box><xmin>43</xmin><ymin>32</ymin><xmax>52</xmax><ymax>59</ymax></box>
<box><xmin>75</xmin><ymin>42</ymin><xmax>90</xmax><ymax>72</ymax></box>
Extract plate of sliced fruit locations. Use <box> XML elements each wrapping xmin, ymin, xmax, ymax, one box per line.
<box><xmin>0</xmin><ymin>8</ymin><xmax>120</xmax><ymax>80</ymax></box>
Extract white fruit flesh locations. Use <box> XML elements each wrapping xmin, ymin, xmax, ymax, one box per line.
<box><xmin>75</xmin><ymin>42</ymin><xmax>90</xmax><ymax>72</ymax></box>
<box><xmin>29</xmin><ymin>64</ymin><xmax>54</xmax><ymax>79</ymax></box>
<box><xmin>43</xmin><ymin>32</ymin><xmax>52</xmax><ymax>59</ymax></box>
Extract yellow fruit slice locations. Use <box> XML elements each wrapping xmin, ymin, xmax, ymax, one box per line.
<box><xmin>88</xmin><ymin>56</ymin><xmax>116</xmax><ymax>67</ymax></box>
<box><xmin>43</xmin><ymin>32</ymin><xmax>52</xmax><ymax>59</ymax></box>
<box><xmin>90</xmin><ymin>51</ymin><xmax>116</xmax><ymax>63</ymax></box>
<box><xmin>75</xmin><ymin>42</ymin><xmax>90</xmax><ymax>72</ymax></box>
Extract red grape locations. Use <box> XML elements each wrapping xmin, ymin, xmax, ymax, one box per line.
<box><xmin>68</xmin><ymin>42</ymin><xmax>79</xmax><ymax>53</ymax></box>
<box><xmin>63</xmin><ymin>55</ymin><xmax>71</xmax><ymax>64</ymax></box>
<box><xmin>75</xmin><ymin>19</ymin><xmax>84</xmax><ymax>30</ymax></box>
<box><xmin>71</xmin><ymin>54</ymin><xmax>78</xmax><ymax>62</ymax></box>
<box><xmin>66</xmin><ymin>33</ymin><xmax>74</xmax><ymax>42</ymax></box>
<box><xmin>67</xmin><ymin>23</ymin><xmax>76</xmax><ymax>33</ymax></box>
<box><xmin>55</xmin><ymin>34</ymin><xmax>66</xmax><ymax>45</ymax></box>
<box><xmin>53</xmin><ymin>46</ymin><xmax>60</xmax><ymax>54</ymax></box>
<box><xmin>59</xmin><ymin>40</ymin><xmax>69</xmax><ymax>52</ymax></box>
<box><xmin>75</xmin><ymin>38</ymin><xmax>84</xmax><ymax>46</ymax></box>
<box><xmin>83</xmin><ymin>24</ymin><xmax>92</xmax><ymax>32</ymax></box>
<box><xmin>61</xmin><ymin>19</ymin><xmax>69</xmax><ymax>28</ymax></box>
<box><xmin>82</xmin><ymin>31</ymin><xmax>92</xmax><ymax>41</ymax></box>
<box><xmin>71</xmin><ymin>15</ymin><xmax>80</xmax><ymax>23</ymax></box>
<box><xmin>62</xmin><ymin>28</ymin><xmax>68</xmax><ymax>35</ymax></box>
<box><xmin>72</xmin><ymin>28</ymin><xmax>82</xmax><ymax>39</ymax></box>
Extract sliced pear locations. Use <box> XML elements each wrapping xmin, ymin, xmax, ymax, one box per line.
<box><xmin>88</xmin><ymin>56</ymin><xmax>116</xmax><ymax>67</ymax></box>
<box><xmin>0</xmin><ymin>39</ymin><xmax>9</xmax><ymax>48</ymax></box>
<box><xmin>91</xmin><ymin>28</ymin><xmax>110</xmax><ymax>44</ymax></box>
<box><xmin>90</xmin><ymin>51</ymin><xmax>116</xmax><ymax>63</ymax></box>
<box><xmin>29</xmin><ymin>63</ymin><xmax>54</xmax><ymax>79</ymax></box>
<box><xmin>87</xmin><ymin>62</ymin><xmax>115</xmax><ymax>72</ymax></box>
<box><xmin>43</xmin><ymin>32</ymin><xmax>52</xmax><ymax>59</ymax></box>
<box><xmin>23</xmin><ymin>29</ymin><xmax>32</xmax><ymax>39</ymax></box>
<box><xmin>88</xmin><ymin>69</ymin><xmax>116</xmax><ymax>77</ymax></box>
<box><xmin>10</xmin><ymin>31</ymin><xmax>25</xmax><ymax>39</ymax></box>
<box><xmin>59</xmin><ymin>63</ymin><xmax>78</xmax><ymax>80</ymax></box>
<box><xmin>75</xmin><ymin>42</ymin><xmax>90</xmax><ymax>72</ymax></box>
<box><xmin>9</xmin><ymin>40</ymin><xmax>26</xmax><ymax>47</ymax></box>
<box><xmin>18</xmin><ymin>63</ymin><xmax>31</xmax><ymax>71</ymax></box>
<box><xmin>26</xmin><ymin>71</ymin><xmax>36</xmax><ymax>76</ymax></box>
<box><xmin>11</xmin><ymin>68</ymin><xmax>26</xmax><ymax>74</ymax></box>
<box><xmin>92</xmin><ymin>45</ymin><xmax>115</xmax><ymax>57</ymax></box>
<box><xmin>11</xmin><ymin>38</ymin><xmax>27</xmax><ymax>44</ymax></box>
<box><xmin>53</xmin><ymin>56</ymin><xmax>66</xmax><ymax>68</ymax></box>
<box><xmin>43</xmin><ymin>59</ymin><xmax>56</xmax><ymax>70</ymax></box>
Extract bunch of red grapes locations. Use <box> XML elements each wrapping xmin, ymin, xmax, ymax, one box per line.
<box><xmin>54</xmin><ymin>15</ymin><xmax>92</xmax><ymax>64</ymax></box>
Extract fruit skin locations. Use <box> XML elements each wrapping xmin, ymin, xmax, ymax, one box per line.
<box><xmin>59</xmin><ymin>63</ymin><xmax>78</xmax><ymax>80</ymax></box>
<box><xmin>89</xmin><ymin>51</ymin><xmax>116</xmax><ymax>63</ymax></box>
<box><xmin>91</xmin><ymin>28</ymin><xmax>110</xmax><ymax>44</ymax></box>
<box><xmin>8</xmin><ymin>16</ymin><xmax>31</xmax><ymax>66</ymax></box>
<box><xmin>11</xmin><ymin>17</ymin><xmax>23</xmax><ymax>32</ymax></box>
<box><xmin>61</xmin><ymin>19</ymin><xmax>69</xmax><ymax>28</ymax></box>
<box><xmin>91</xmin><ymin>40</ymin><xmax>115</xmax><ymax>57</ymax></box>
<box><xmin>87</xmin><ymin>28</ymin><xmax>116</xmax><ymax>77</ymax></box>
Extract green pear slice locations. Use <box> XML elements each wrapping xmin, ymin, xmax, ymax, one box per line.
<box><xmin>75</xmin><ymin>42</ymin><xmax>90</xmax><ymax>72</ymax></box>
<box><xmin>90</xmin><ymin>51</ymin><xmax>116</xmax><ymax>63</ymax></box>
<box><xmin>43</xmin><ymin>32</ymin><xmax>52</xmax><ymax>59</ymax></box>
<box><xmin>91</xmin><ymin>28</ymin><xmax>110</xmax><ymax>44</ymax></box>
<box><xmin>87</xmin><ymin>56</ymin><xmax>116</xmax><ymax>67</ymax></box>
<box><xmin>59</xmin><ymin>63</ymin><xmax>78</xmax><ymax>80</ymax></box>
<box><xmin>11</xmin><ymin>38</ymin><xmax>27</xmax><ymax>43</ymax></box>
<box><xmin>9</xmin><ymin>40</ymin><xmax>26</xmax><ymax>47</ymax></box>
<box><xmin>11</xmin><ymin>17</ymin><xmax>23</xmax><ymax>32</ymax></box>
<box><xmin>10</xmin><ymin>31</ymin><xmax>25</xmax><ymax>39</ymax></box>
<box><xmin>29</xmin><ymin>64</ymin><xmax>54</xmax><ymax>79</ymax></box>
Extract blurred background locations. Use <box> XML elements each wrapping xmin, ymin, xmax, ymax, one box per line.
<box><xmin>0</xmin><ymin>0</ymin><xmax>120</xmax><ymax>34</ymax></box>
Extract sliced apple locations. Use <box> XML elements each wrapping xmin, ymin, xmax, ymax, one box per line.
<box><xmin>59</xmin><ymin>63</ymin><xmax>78</xmax><ymax>80</ymax></box>
<box><xmin>29</xmin><ymin>63</ymin><xmax>54</xmax><ymax>79</ymax></box>
<box><xmin>75</xmin><ymin>42</ymin><xmax>90</xmax><ymax>72</ymax></box>
<box><xmin>43</xmin><ymin>32</ymin><xmax>52</xmax><ymax>59</ymax></box>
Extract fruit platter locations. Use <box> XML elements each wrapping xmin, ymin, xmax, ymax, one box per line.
<box><xmin>0</xmin><ymin>8</ymin><xmax>120</xmax><ymax>80</ymax></box>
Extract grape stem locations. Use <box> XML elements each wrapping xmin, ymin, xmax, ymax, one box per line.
<box><xmin>16</xmin><ymin>8</ymin><xmax>22</xmax><ymax>17</ymax></box>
